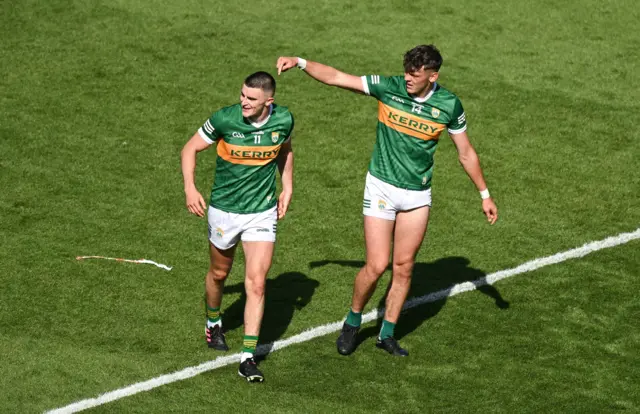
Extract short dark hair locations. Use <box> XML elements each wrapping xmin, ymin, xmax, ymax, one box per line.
<box><xmin>244</xmin><ymin>71</ymin><xmax>276</xmax><ymax>95</ymax></box>
<box><xmin>403</xmin><ymin>44</ymin><xmax>443</xmax><ymax>72</ymax></box>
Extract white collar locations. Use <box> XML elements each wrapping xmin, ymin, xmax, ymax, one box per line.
<box><xmin>249</xmin><ymin>104</ymin><xmax>273</xmax><ymax>128</ymax></box>
<box><xmin>412</xmin><ymin>83</ymin><xmax>437</xmax><ymax>103</ymax></box>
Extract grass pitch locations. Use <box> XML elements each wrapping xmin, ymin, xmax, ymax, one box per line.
<box><xmin>1</xmin><ymin>0</ymin><xmax>639</xmax><ymax>412</ymax></box>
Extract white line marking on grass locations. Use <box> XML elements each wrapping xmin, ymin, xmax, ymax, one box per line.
<box><xmin>48</xmin><ymin>227</ymin><xmax>640</xmax><ymax>414</ymax></box>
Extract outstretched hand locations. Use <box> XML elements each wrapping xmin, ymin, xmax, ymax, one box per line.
<box><xmin>482</xmin><ymin>198</ymin><xmax>498</xmax><ymax>225</ymax></box>
<box><xmin>276</xmin><ymin>57</ymin><xmax>298</xmax><ymax>75</ymax></box>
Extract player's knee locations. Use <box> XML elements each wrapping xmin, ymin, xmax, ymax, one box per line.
<box><xmin>208</xmin><ymin>267</ymin><xmax>230</xmax><ymax>282</ymax></box>
<box><xmin>245</xmin><ymin>276</ymin><xmax>266</xmax><ymax>298</ymax></box>
<box><xmin>366</xmin><ymin>260</ymin><xmax>388</xmax><ymax>279</ymax></box>
<box><xmin>392</xmin><ymin>260</ymin><xmax>414</xmax><ymax>281</ymax></box>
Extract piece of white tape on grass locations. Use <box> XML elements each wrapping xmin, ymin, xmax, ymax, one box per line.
<box><xmin>76</xmin><ymin>256</ymin><xmax>172</xmax><ymax>271</ymax></box>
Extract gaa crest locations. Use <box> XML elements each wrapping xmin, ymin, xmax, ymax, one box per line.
<box><xmin>271</xmin><ymin>132</ymin><xmax>279</xmax><ymax>143</ymax></box>
<box><xmin>431</xmin><ymin>107</ymin><xmax>440</xmax><ymax>118</ymax></box>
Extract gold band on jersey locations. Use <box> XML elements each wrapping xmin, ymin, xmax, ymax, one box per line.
<box><xmin>377</xmin><ymin>102</ymin><xmax>446</xmax><ymax>141</ymax></box>
<box><xmin>217</xmin><ymin>141</ymin><xmax>281</xmax><ymax>166</ymax></box>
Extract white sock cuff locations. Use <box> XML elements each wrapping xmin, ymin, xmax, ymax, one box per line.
<box><xmin>206</xmin><ymin>319</ymin><xmax>222</xmax><ymax>329</ymax></box>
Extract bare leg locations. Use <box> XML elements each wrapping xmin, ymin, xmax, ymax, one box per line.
<box><xmin>205</xmin><ymin>243</ymin><xmax>237</xmax><ymax>309</ymax></box>
<box><xmin>241</xmin><ymin>241</ymin><xmax>275</xmax><ymax>337</ymax></box>
<box><xmin>384</xmin><ymin>206</ymin><xmax>430</xmax><ymax>323</ymax></box>
<box><xmin>350</xmin><ymin>215</ymin><xmax>395</xmax><ymax>312</ymax></box>
<box><xmin>337</xmin><ymin>215</ymin><xmax>395</xmax><ymax>356</ymax></box>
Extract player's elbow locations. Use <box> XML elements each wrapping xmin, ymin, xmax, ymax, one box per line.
<box><xmin>457</xmin><ymin>146</ymin><xmax>477</xmax><ymax>164</ymax></box>
<box><xmin>181</xmin><ymin>143</ymin><xmax>196</xmax><ymax>160</ymax></box>
<box><xmin>324</xmin><ymin>76</ymin><xmax>340</xmax><ymax>87</ymax></box>
<box><xmin>326</xmin><ymin>71</ymin><xmax>350</xmax><ymax>87</ymax></box>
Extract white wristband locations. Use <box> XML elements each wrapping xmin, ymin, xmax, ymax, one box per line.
<box><xmin>296</xmin><ymin>57</ymin><xmax>307</xmax><ymax>70</ymax></box>
<box><xmin>480</xmin><ymin>189</ymin><xmax>491</xmax><ymax>200</ymax></box>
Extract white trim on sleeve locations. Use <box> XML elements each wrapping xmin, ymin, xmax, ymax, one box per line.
<box><xmin>447</xmin><ymin>125</ymin><xmax>467</xmax><ymax>135</ymax></box>
<box><xmin>361</xmin><ymin>76</ymin><xmax>370</xmax><ymax>95</ymax></box>
<box><xmin>203</xmin><ymin>119</ymin><xmax>215</xmax><ymax>134</ymax></box>
<box><xmin>198</xmin><ymin>128</ymin><xmax>215</xmax><ymax>144</ymax></box>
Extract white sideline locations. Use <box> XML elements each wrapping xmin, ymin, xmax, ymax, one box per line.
<box><xmin>46</xmin><ymin>227</ymin><xmax>640</xmax><ymax>414</ymax></box>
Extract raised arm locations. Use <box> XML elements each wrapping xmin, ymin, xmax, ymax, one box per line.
<box><xmin>276</xmin><ymin>56</ymin><xmax>365</xmax><ymax>93</ymax></box>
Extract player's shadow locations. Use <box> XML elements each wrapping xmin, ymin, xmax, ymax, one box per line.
<box><xmin>220</xmin><ymin>271</ymin><xmax>320</xmax><ymax>357</ymax></box>
<box><xmin>310</xmin><ymin>256</ymin><xmax>509</xmax><ymax>344</ymax></box>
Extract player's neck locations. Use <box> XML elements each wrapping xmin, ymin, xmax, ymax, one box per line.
<box><xmin>409</xmin><ymin>82</ymin><xmax>437</xmax><ymax>104</ymax></box>
<box><xmin>246</xmin><ymin>104</ymin><xmax>272</xmax><ymax>125</ymax></box>
<box><xmin>413</xmin><ymin>82</ymin><xmax>434</xmax><ymax>99</ymax></box>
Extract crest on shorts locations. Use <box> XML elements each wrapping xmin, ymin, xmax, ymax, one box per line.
<box><xmin>378</xmin><ymin>199</ymin><xmax>387</xmax><ymax>210</ymax></box>
<box><xmin>431</xmin><ymin>107</ymin><xmax>440</xmax><ymax>118</ymax></box>
<box><xmin>271</xmin><ymin>132</ymin><xmax>279</xmax><ymax>143</ymax></box>
<box><xmin>215</xmin><ymin>227</ymin><xmax>224</xmax><ymax>238</ymax></box>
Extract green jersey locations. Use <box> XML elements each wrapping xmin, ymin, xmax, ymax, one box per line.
<box><xmin>361</xmin><ymin>75</ymin><xmax>467</xmax><ymax>190</ymax></box>
<box><xmin>198</xmin><ymin>103</ymin><xmax>294</xmax><ymax>214</ymax></box>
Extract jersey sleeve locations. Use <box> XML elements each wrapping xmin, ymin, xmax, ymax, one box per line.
<box><xmin>284</xmin><ymin>113</ymin><xmax>295</xmax><ymax>143</ymax></box>
<box><xmin>360</xmin><ymin>75</ymin><xmax>391</xmax><ymax>100</ymax></box>
<box><xmin>198</xmin><ymin>111</ymin><xmax>223</xmax><ymax>144</ymax></box>
<box><xmin>447</xmin><ymin>97</ymin><xmax>467</xmax><ymax>134</ymax></box>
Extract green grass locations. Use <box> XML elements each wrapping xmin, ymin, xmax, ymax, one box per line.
<box><xmin>1</xmin><ymin>0</ymin><xmax>639</xmax><ymax>412</ymax></box>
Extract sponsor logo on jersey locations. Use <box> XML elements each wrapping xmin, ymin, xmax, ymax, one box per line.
<box><xmin>431</xmin><ymin>108</ymin><xmax>440</xmax><ymax>118</ymax></box>
<box><xmin>271</xmin><ymin>132</ymin><xmax>279</xmax><ymax>143</ymax></box>
<box><xmin>229</xmin><ymin>148</ymin><xmax>280</xmax><ymax>158</ymax></box>
<box><xmin>217</xmin><ymin>141</ymin><xmax>281</xmax><ymax>165</ymax></box>
<box><xmin>378</xmin><ymin>199</ymin><xmax>387</xmax><ymax>210</ymax></box>
<box><xmin>378</xmin><ymin>103</ymin><xmax>445</xmax><ymax>141</ymax></box>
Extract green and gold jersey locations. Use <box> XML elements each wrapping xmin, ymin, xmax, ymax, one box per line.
<box><xmin>198</xmin><ymin>103</ymin><xmax>294</xmax><ymax>214</ymax></box>
<box><xmin>361</xmin><ymin>75</ymin><xmax>467</xmax><ymax>190</ymax></box>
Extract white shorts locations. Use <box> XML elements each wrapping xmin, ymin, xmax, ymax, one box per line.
<box><xmin>207</xmin><ymin>205</ymin><xmax>277</xmax><ymax>250</ymax></box>
<box><xmin>363</xmin><ymin>172</ymin><xmax>432</xmax><ymax>221</ymax></box>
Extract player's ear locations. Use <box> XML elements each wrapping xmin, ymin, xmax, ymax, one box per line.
<box><xmin>265</xmin><ymin>95</ymin><xmax>275</xmax><ymax>106</ymax></box>
<box><xmin>429</xmin><ymin>71</ymin><xmax>439</xmax><ymax>83</ymax></box>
